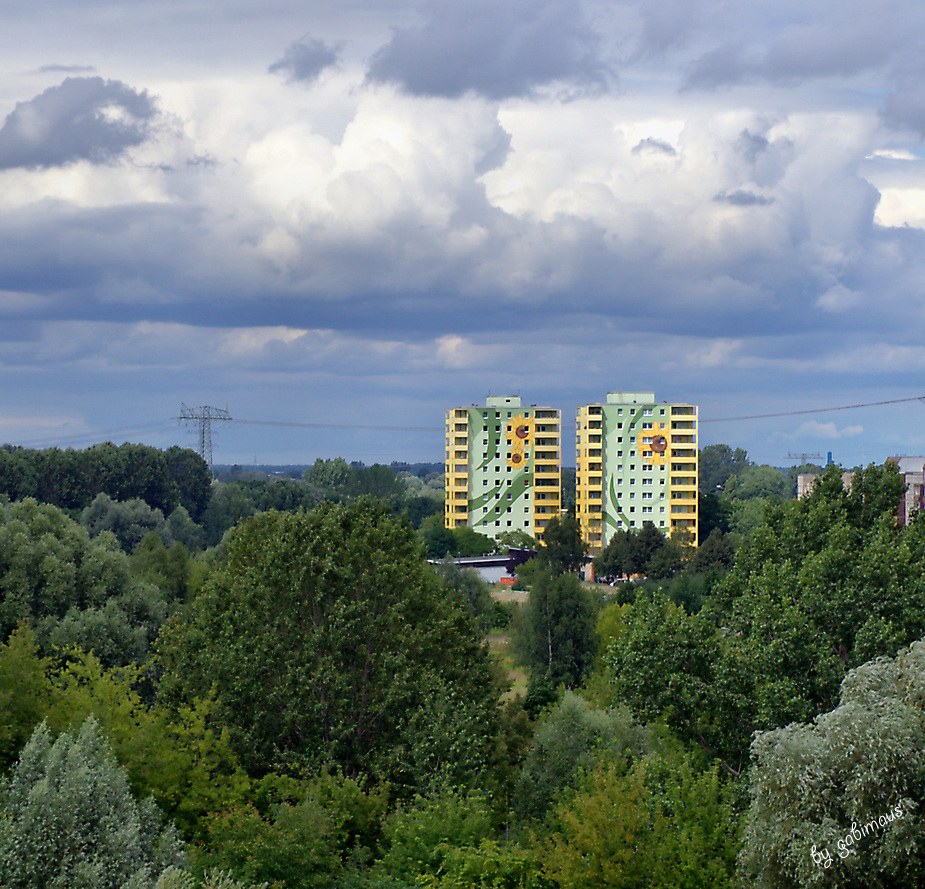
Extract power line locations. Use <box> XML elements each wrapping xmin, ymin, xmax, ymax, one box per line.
<box><xmin>700</xmin><ymin>395</ymin><xmax>925</xmax><ymax>424</ymax></box>
<box><xmin>235</xmin><ymin>418</ymin><xmax>440</xmax><ymax>432</ymax></box>
<box><xmin>9</xmin><ymin>420</ymin><xmax>176</xmax><ymax>449</ymax></box>
<box><xmin>7</xmin><ymin>394</ymin><xmax>925</xmax><ymax>454</ymax></box>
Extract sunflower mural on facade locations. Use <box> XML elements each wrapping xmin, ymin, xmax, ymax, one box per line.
<box><xmin>506</xmin><ymin>414</ymin><xmax>532</xmax><ymax>468</ymax></box>
<box><xmin>636</xmin><ymin>421</ymin><xmax>670</xmax><ymax>467</ymax></box>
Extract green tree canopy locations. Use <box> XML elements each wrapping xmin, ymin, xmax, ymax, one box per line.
<box><xmin>0</xmin><ymin>717</ymin><xmax>185</xmax><ymax>888</ymax></box>
<box><xmin>698</xmin><ymin>444</ymin><xmax>749</xmax><ymax>495</ymax></box>
<box><xmin>739</xmin><ymin>638</ymin><xmax>925</xmax><ymax>887</ymax></box>
<box><xmin>606</xmin><ymin>461</ymin><xmax>925</xmax><ymax>771</ymax></box>
<box><xmin>541</xmin><ymin>751</ymin><xmax>738</xmax><ymax>889</ymax></box>
<box><xmin>81</xmin><ymin>493</ymin><xmax>174</xmax><ymax>553</ymax></box>
<box><xmin>157</xmin><ymin>501</ymin><xmax>501</xmax><ymax>793</ymax></box>
<box><xmin>0</xmin><ymin>498</ymin><xmax>172</xmax><ymax>666</ymax></box>
<box><xmin>516</xmin><ymin>568</ymin><xmax>596</xmax><ymax>702</ymax></box>
<box><xmin>513</xmin><ymin>691</ymin><xmax>648</xmax><ymax>824</ymax></box>
<box><xmin>538</xmin><ymin>515</ymin><xmax>587</xmax><ymax>576</ymax></box>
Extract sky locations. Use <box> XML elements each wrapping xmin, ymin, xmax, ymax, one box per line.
<box><xmin>3</xmin><ymin>0</ymin><xmax>925</xmax><ymax>468</ymax></box>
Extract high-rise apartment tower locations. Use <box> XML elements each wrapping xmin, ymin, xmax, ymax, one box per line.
<box><xmin>445</xmin><ymin>396</ymin><xmax>561</xmax><ymax>543</ymax></box>
<box><xmin>575</xmin><ymin>392</ymin><xmax>698</xmax><ymax>556</ymax></box>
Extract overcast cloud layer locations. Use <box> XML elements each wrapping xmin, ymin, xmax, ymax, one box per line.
<box><xmin>2</xmin><ymin>0</ymin><xmax>925</xmax><ymax>466</ymax></box>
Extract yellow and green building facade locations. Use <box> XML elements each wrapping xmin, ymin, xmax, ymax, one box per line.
<box><xmin>575</xmin><ymin>392</ymin><xmax>698</xmax><ymax>556</ymax></box>
<box><xmin>445</xmin><ymin>396</ymin><xmax>561</xmax><ymax>543</ymax></box>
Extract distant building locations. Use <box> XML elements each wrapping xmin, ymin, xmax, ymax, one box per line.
<box><xmin>444</xmin><ymin>396</ymin><xmax>561</xmax><ymax>543</ymax></box>
<box><xmin>429</xmin><ymin>548</ymin><xmax>536</xmax><ymax>584</ymax></box>
<box><xmin>797</xmin><ymin>471</ymin><xmax>854</xmax><ymax>499</ymax></box>
<box><xmin>887</xmin><ymin>456</ymin><xmax>925</xmax><ymax>524</ymax></box>
<box><xmin>799</xmin><ymin>459</ymin><xmax>924</xmax><ymax>525</ymax></box>
<box><xmin>575</xmin><ymin>391</ymin><xmax>698</xmax><ymax>556</ymax></box>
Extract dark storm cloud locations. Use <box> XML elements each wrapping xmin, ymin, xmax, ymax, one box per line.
<box><xmin>631</xmin><ymin>137</ymin><xmax>676</xmax><ymax>156</ymax></box>
<box><xmin>736</xmin><ymin>129</ymin><xmax>769</xmax><ymax>163</ymax></box>
<box><xmin>0</xmin><ymin>77</ymin><xmax>156</xmax><ymax>170</ymax></box>
<box><xmin>683</xmin><ymin>43</ymin><xmax>748</xmax><ymax>91</ymax></box>
<box><xmin>37</xmin><ymin>64</ymin><xmax>96</xmax><ymax>74</ymax></box>
<box><xmin>682</xmin><ymin>4</ymin><xmax>924</xmax><ymax>91</ymax></box>
<box><xmin>882</xmin><ymin>86</ymin><xmax>925</xmax><ymax>135</ymax></box>
<box><xmin>713</xmin><ymin>190</ymin><xmax>774</xmax><ymax>206</ymax></box>
<box><xmin>366</xmin><ymin>0</ymin><xmax>609</xmax><ymax>99</ymax></box>
<box><xmin>269</xmin><ymin>37</ymin><xmax>341</xmax><ymax>84</ymax></box>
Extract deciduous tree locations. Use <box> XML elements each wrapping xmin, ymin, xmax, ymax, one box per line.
<box><xmin>0</xmin><ymin>717</ymin><xmax>185</xmax><ymax>888</ymax></box>
<box><xmin>157</xmin><ymin>501</ymin><xmax>500</xmax><ymax>793</ymax></box>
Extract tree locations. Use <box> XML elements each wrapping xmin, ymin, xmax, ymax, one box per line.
<box><xmin>418</xmin><ymin>516</ymin><xmax>495</xmax><ymax>558</ymax></box>
<box><xmin>516</xmin><ymin>568</ymin><xmax>596</xmax><ymax>697</ymax></box>
<box><xmin>539</xmin><ymin>515</ymin><xmax>587</xmax><ymax>576</ymax></box>
<box><xmin>81</xmin><ymin>493</ymin><xmax>174</xmax><ymax>553</ymax></box>
<box><xmin>691</xmin><ymin>528</ymin><xmax>735</xmax><ymax>572</ymax></box>
<box><xmin>542</xmin><ymin>752</ymin><xmax>738</xmax><ymax>889</ymax></box>
<box><xmin>47</xmin><ymin>650</ymin><xmax>250</xmax><ymax>842</ymax></box>
<box><xmin>605</xmin><ymin>461</ymin><xmax>925</xmax><ymax>771</ymax></box>
<box><xmin>0</xmin><ymin>717</ymin><xmax>185</xmax><ymax>888</ymax></box>
<box><xmin>698</xmin><ymin>444</ymin><xmax>749</xmax><ymax>495</ymax></box>
<box><xmin>513</xmin><ymin>691</ymin><xmax>647</xmax><ymax>824</ymax></box>
<box><xmin>130</xmin><ymin>533</ymin><xmax>192</xmax><ymax>603</ymax></box>
<box><xmin>0</xmin><ymin>624</ymin><xmax>52</xmax><ymax>772</ymax></box>
<box><xmin>594</xmin><ymin>523</ymin><xmax>676</xmax><ymax>579</ymax></box>
<box><xmin>604</xmin><ymin>594</ymin><xmax>739</xmax><ymax>772</ymax></box>
<box><xmin>495</xmin><ymin>530</ymin><xmax>537</xmax><ymax>550</ymax></box>
<box><xmin>698</xmin><ymin>491</ymin><xmax>734</xmax><ymax>540</ymax></box>
<box><xmin>304</xmin><ymin>457</ymin><xmax>352</xmax><ymax>496</ymax></box>
<box><xmin>0</xmin><ymin>498</ymin><xmax>171</xmax><ymax>666</ymax></box>
<box><xmin>0</xmin><ymin>447</ymin><xmax>37</xmax><ymax>502</ymax></box>
<box><xmin>164</xmin><ymin>446</ymin><xmax>213</xmax><ymax>521</ymax></box>
<box><xmin>156</xmin><ymin>501</ymin><xmax>501</xmax><ymax>793</ymax></box>
<box><xmin>197</xmin><ymin>771</ymin><xmax>389</xmax><ymax>889</ymax></box>
<box><xmin>739</xmin><ymin>639</ymin><xmax>925</xmax><ymax>887</ymax></box>
<box><xmin>433</xmin><ymin>559</ymin><xmax>494</xmax><ymax>633</ymax></box>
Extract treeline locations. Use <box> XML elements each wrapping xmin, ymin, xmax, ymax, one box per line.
<box><xmin>0</xmin><ymin>442</ymin><xmax>212</xmax><ymax>518</ymax></box>
<box><xmin>0</xmin><ymin>446</ymin><xmax>446</xmax><ymax>553</ymax></box>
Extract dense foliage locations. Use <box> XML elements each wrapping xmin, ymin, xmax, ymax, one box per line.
<box><xmin>157</xmin><ymin>501</ymin><xmax>501</xmax><ymax>792</ymax></box>
<box><xmin>0</xmin><ymin>499</ymin><xmax>179</xmax><ymax>666</ymax></box>
<box><xmin>0</xmin><ymin>443</ymin><xmax>211</xmax><ymax>519</ymax></box>
<box><xmin>0</xmin><ymin>717</ymin><xmax>186</xmax><ymax>888</ymax></box>
<box><xmin>3</xmin><ymin>440</ymin><xmax>925</xmax><ymax>887</ymax></box>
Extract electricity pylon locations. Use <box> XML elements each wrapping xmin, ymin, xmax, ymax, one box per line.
<box><xmin>178</xmin><ymin>404</ymin><xmax>232</xmax><ymax>469</ymax></box>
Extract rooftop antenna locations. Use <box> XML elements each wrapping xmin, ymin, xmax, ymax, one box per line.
<box><xmin>178</xmin><ymin>404</ymin><xmax>232</xmax><ymax>470</ymax></box>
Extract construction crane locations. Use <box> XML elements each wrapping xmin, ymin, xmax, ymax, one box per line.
<box><xmin>786</xmin><ymin>451</ymin><xmax>823</xmax><ymax>465</ymax></box>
